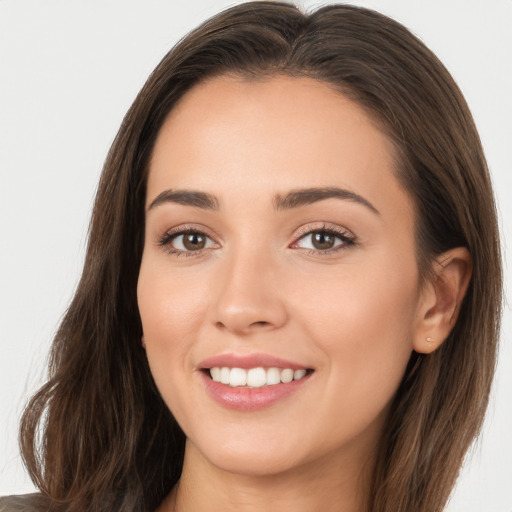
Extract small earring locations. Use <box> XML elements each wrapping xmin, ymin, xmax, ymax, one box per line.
<box><xmin>426</xmin><ymin>336</ymin><xmax>434</xmax><ymax>343</ymax></box>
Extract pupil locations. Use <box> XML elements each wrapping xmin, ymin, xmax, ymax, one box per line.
<box><xmin>183</xmin><ymin>233</ymin><xmax>205</xmax><ymax>250</ymax></box>
<box><xmin>312</xmin><ymin>232</ymin><xmax>334</xmax><ymax>250</ymax></box>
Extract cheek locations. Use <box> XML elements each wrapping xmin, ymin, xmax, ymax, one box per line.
<box><xmin>290</xmin><ymin>259</ymin><xmax>419</xmax><ymax>416</ymax></box>
<box><xmin>138</xmin><ymin>261</ymin><xmax>208</xmax><ymax>343</ymax></box>
<box><xmin>293</xmin><ymin>255</ymin><xmax>418</xmax><ymax>334</ymax></box>
<box><xmin>137</xmin><ymin>260</ymin><xmax>210</xmax><ymax>404</ymax></box>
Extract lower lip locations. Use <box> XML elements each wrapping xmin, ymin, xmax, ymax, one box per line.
<box><xmin>200</xmin><ymin>371</ymin><xmax>312</xmax><ymax>411</ymax></box>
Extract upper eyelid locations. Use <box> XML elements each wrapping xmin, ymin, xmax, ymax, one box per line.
<box><xmin>156</xmin><ymin>226</ymin><xmax>219</xmax><ymax>255</ymax></box>
<box><xmin>292</xmin><ymin>223</ymin><xmax>355</xmax><ymax>240</ymax></box>
<box><xmin>289</xmin><ymin>224</ymin><xmax>357</xmax><ymax>253</ymax></box>
<box><xmin>158</xmin><ymin>224</ymin><xmax>219</xmax><ymax>241</ymax></box>
<box><xmin>157</xmin><ymin>227</ymin><xmax>219</xmax><ymax>257</ymax></box>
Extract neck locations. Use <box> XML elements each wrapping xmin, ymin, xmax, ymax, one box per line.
<box><xmin>159</xmin><ymin>441</ymin><xmax>374</xmax><ymax>512</ymax></box>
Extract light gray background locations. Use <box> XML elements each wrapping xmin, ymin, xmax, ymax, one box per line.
<box><xmin>1</xmin><ymin>1</ymin><xmax>511</xmax><ymax>510</ymax></box>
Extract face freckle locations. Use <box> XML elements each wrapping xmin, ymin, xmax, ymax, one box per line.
<box><xmin>137</xmin><ymin>75</ymin><xmax>422</xmax><ymax>478</ymax></box>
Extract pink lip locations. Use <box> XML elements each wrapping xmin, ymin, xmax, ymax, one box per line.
<box><xmin>196</xmin><ymin>353</ymin><xmax>313</xmax><ymax>411</ymax></box>
<box><xmin>197</xmin><ymin>353</ymin><xmax>310</xmax><ymax>371</ymax></box>
<box><xmin>199</xmin><ymin>371</ymin><xmax>312</xmax><ymax>411</ymax></box>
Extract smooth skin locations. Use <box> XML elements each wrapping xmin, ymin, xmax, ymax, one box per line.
<box><xmin>137</xmin><ymin>75</ymin><xmax>471</xmax><ymax>512</ymax></box>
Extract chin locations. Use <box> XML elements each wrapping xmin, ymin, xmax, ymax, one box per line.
<box><xmin>186</xmin><ymin>430</ymin><xmax>312</xmax><ymax>478</ymax></box>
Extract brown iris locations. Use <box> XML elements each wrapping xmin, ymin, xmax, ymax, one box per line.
<box><xmin>311</xmin><ymin>231</ymin><xmax>336</xmax><ymax>250</ymax></box>
<box><xmin>182</xmin><ymin>232</ymin><xmax>207</xmax><ymax>250</ymax></box>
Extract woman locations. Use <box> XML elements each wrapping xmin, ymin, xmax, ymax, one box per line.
<box><xmin>0</xmin><ymin>2</ymin><xmax>502</xmax><ymax>511</ymax></box>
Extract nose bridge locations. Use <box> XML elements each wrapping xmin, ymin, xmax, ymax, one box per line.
<box><xmin>211</xmin><ymin>237</ymin><xmax>287</xmax><ymax>333</ymax></box>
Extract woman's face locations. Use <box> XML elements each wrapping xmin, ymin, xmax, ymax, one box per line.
<box><xmin>138</xmin><ymin>75</ymin><xmax>426</xmax><ymax>477</ymax></box>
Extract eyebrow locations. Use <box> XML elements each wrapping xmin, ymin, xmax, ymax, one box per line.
<box><xmin>273</xmin><ymin>187</ymin><xmax>379</xmax><ymax>214</ymax></box>
<box><xmin>148</xmin><ymin>189</ymin><xmax>219</xmax><ymax>211</ymax></box>
<box><xmin>147</xmin><ymin>186</ymin><xmax>379</xmax><ymax>215</ymax></box>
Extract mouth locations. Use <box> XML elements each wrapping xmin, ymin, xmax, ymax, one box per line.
<box><xmin>197</xmin><ymin>353</ymin><xmax>314</xmax><ymax>409</ymax></box>
<box><xmin>203</xmin><ymin>366</ymin><xmax>314</xmax><ymax>388</ymax></box>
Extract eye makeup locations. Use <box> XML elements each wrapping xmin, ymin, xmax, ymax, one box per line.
<box><xmin>290</xmin><ymin>223</ymin><xmax>357</xmax><ymax>256</ymax></box>
<box><xmin>157</xmin><ymin>223</ymin><xmax>219</xmax><ymax>258</ymax></box>
<box><xmin>156</xmin><ymin>221</ymin><xmax>357</xmax><ymax>259</ymax></box>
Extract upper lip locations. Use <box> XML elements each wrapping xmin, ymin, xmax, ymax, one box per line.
<box><xmin>197</xmin><ymin>353</ymin><xmax>311</xmax><ymax>371</ymax></box>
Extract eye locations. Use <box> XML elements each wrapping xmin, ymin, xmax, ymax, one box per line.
<box><xmin>158</xmin><ymin>228</ymin><xmax>217</xmax><ymax>255</ymax></box>
<box><xmin>293</xmin><ymin>227</ymin><xmax>355</xmax><ymax>253</ymax></box>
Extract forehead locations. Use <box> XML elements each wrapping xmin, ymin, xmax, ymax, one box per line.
<box><xmin>147</xmin><ymin>75</ymin><xmax>412</xmax><ymax>219</ymax></box>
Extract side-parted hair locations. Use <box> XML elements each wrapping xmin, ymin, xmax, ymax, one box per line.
<box><xmin>17</xmin><ymin>2</ymin><xmax>501</xmax><ymax>512</ymax></box>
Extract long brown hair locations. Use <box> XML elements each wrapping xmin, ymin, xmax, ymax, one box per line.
<box><xmin>18</xmin><ymin>2</ymin><xmax>501</xmax><ymax>511</ymax></box>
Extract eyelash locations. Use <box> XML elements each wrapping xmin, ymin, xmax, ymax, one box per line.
<box><xmin>157</xmin><ymin>224</ymin><xmax>356</xmax><ymax>258</ymax></box>
<box><xmin>157</xmin><ymin>225</ymin><xmax>216</xmax><ymax>258</ymax></box>
<box><xmin>291</xmin><ymin>225</ymin><xmax>356</xmax><ymax>255</ymax></box>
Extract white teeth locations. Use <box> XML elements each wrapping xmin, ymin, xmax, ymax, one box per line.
<box><xmin>230</xmin><ymin>367</ymin><xmax>247</xmax><ymax>387</ymax></box>
<box><xmin>247</xmin><ymin>367</ymin><xmax>267</xmax><ymax>387</ymax></box>
<box><xmin>210</xmin><ymin>367</ymin><xmax>221</xmax><ymax>382</ymax></box>
<box><xmin>209</xmin><ymin>366</ymin><xmax>309</xmax><ymax>387</ymax></box>
<box><xmin>220</xmin><ymin>367</ymin><xmax>230</xmax><ymax>384</ymax></box>
<box><xmin>280</xmin><ymin>368</ymin><xmax>294</xmax><ymax>383</ymax></box>
<box><xmin>266</xmin><ymin>367</ymin><xmax>281</xmax><ymax>385</ymax></box>
<box><xmin>294</xmin><ymin>369</ymin><xmax>307</xmax><ymax>380</ymax></box>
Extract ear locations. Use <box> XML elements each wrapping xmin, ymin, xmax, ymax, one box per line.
<box><xmin>413</xmin><ymin>247</ymin><xmax>472</xmax><ymax>354</ymax></box>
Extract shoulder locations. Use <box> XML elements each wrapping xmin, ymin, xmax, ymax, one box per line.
<box><xmin>0</xmin><ymin>494</ymin><xmax>52</xmax><ymax>512</ymax></box>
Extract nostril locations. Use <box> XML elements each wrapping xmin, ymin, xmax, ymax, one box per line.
<box><xmin>251</xmin><ymin>321</ymin><xmax>270</xmax><ymax>327</ymax></box>
<box><xmin>214</xmin><ymin>320</ymin><xmax>271</xmax><ymax>332</ymax></box>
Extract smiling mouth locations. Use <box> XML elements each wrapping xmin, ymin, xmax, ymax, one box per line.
<box><xmin>204</xmin><ymin>367</ymin><xmax>314</xmax><ymax>388</ymax></box>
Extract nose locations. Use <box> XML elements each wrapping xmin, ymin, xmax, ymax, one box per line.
<box><xmin>211</xmin><ymin>247</ymin><xmax>288</xmax><ymax>335</ymax></box>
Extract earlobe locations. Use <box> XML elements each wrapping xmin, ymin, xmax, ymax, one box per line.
<box><xmin>413</xmin><ymin>247</ymin><xmax>472</xmax><ymax>354</ymax></box>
